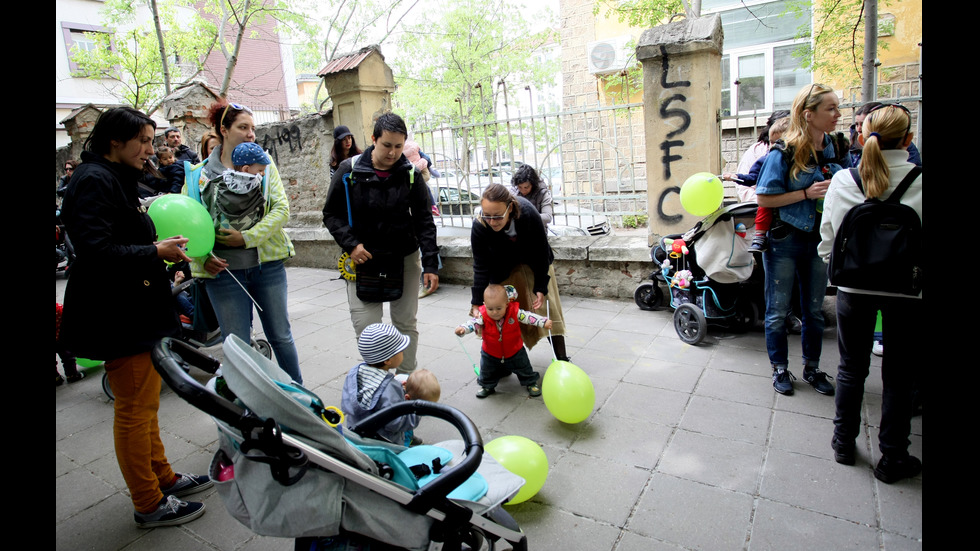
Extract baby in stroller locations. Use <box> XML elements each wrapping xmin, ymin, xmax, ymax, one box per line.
<box><xmin>342</xmin><ymin>323</ymin><xmax>441</xmax><ymax>447</ymax></box>
<box><xmin>635</xmin><ymin>203</ymin><xmax>765</xmax><ymax>345</ymax></box>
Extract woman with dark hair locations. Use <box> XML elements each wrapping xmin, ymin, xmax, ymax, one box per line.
<box><xmin>755</xmin><ymin>83</ymin><xmax>850</xmax><ymax>397</ymax></box>
<box><xmin>818</xmin><ymin>104</ymin><xmax>922</xmax><ymax>483</ymax></box>
<box><xmin>509</xmin><ymin>164</ymin><xmax>554</xmax><ymax>226</ymax></box>
<box><xmin>323</xmin><ymin>112</ymin><xmax>440</xmax><ymax>375</ymax></box>
<box><xmin>57</xmin><ymin>159</ymin><xmax>79</xmax><ymax>200</ymax></box>
<box><xmin>329</xmin><ymin>125</ymin><xmax>362</xmax><ymax>177</ymax></box>
<box><xmin>469</xmin><ymin>184</ymin><xmax>570</xmax><ymax>379</ymax></box>
<box><xmin>735</xmin><ymin>110</ymin><xmax>790</xmax><ymax>203</ymax></box>
<box><xmin>60</xmin><ymin>106</ymin><xmax>212</xmax><ymax>528</ymax></box>
<box><xmin>184</xmin><ymin>101</ymin><xmax>303</xmax><ymax>383</ymax></box>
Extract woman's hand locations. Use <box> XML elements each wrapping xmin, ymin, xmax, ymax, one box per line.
<box><xmin>469</xmin><ymin>305</ymin><xmax>481</xmax><ymax>318</ymax></box>
<box><xmin>155</xmin><ymin>236</ymin><xmax>191</xmax><ymax>263</ymax></box>
<box><xmin>216</xmin><ymin>228</ymin><xmax>245</xmax><ymax>248</ymax></box>
<box><xmin>532</xmin><ymin>291</ymin><xmax>545</xmax><ymax>310</ymax></box>
<box><xmin>806</xmin><ymin>179</ymin><xmax>831</xmax><ymax>200</ymax></box>
<box><xmin>204</xmin><ymin>254</ymin><xmax>228</xmax><ymax>276</ymax></box>
<box><xmin>350</xmin><ymin>243</ymin><xmax>373</xmax><ymax>265</ymax></box>
<box><xmin>422</xmin><ymin>272</ymin><xmax>439</xmax><ymax>294</ymax></box>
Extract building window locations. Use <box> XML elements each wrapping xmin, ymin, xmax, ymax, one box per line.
<box><xmin>707</xmin><ymin>0</ymin><xmax>811</xmax><ymax>117</ymax></box>
<box><xmin>62</xmin><ymin>22</ymin><xmax>112</xmax><ymax>73</ymax></box>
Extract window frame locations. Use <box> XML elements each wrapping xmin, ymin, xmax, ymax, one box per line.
<box><xmin>61</xmin><ymin>21</ymin><xmax>113</xmax><ymax>74</ymax></box>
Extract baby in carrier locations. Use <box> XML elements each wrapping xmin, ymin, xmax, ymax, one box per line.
<box><xmin>204</xmin><ymin>142</ymin><xmax>269</xmax><ymax>233</ymax></box>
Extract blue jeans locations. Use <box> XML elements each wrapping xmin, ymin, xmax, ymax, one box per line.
<box><xmin>762</xmin><ymin>227</ymin><xmax>827</xmax><ymax>369</ymax></box>
<box><xmin>205</xmin><ymin>260</ymin><xmax>303</xmax><ymax>384</ymax></box>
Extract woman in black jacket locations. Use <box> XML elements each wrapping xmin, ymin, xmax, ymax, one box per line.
<box><xmin>322</xmin><ymin>113</ymin><xmax>439</xmax><ymax>375</ymax></box>
<box><xmin>60</xmin><ymin>106</ymin><xmax>212</xmax><ymax>528</ymax></box>
<box><xmin>470</xmin><ymin>184</ymin><xmax>570</xmax><ymax>361</ymax></box>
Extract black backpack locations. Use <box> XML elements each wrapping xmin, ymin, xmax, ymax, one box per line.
<box><xmin>829</xmin><ymin>166</ymin><xmax>922</xmax><ymax>295</ymax></box>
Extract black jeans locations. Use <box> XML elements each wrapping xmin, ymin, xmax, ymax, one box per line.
<box><xmin>833</xmin><ymin>290</ymin><xmax>922</xmax><ymax>458</ymax></box>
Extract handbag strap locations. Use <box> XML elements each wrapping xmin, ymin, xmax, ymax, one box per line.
<box><xmin>849</xmin><ymin>166</ymin><xmax>921</xmax><ymax>203</ymax></box>
<box><xmin>343</xmin><ymin>154</ymin><xmax>361</xmax><ymax>227</ymax></box>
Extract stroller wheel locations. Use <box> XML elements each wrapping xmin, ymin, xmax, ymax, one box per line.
<box><xmin>634</xmin><ymin>282</ymin><xmax>664</xmax><ymax>311</ymax></box>
<box><xmin>102</xmin><ymin>372</ymin><xmax>114</xmax><ymax>401</ymax></box>
<box><xmin>674</xmin><ymin>303</ymin><xmax>707</xmax><ymax>345</ymax></box>
<box><xmin>251</xmin><ymin>338</ymin><xmax>273</xmax><ymax>360</ymax></box>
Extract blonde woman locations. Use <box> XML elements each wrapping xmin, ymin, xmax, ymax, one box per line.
<box><xmin>755</xmin><ymin>83</ymin><xmax>850</xmax><ymax>397</ymax></box>
<box><xmin>817</xmin><ymin>104</ymin><xmax>922</xmax><ymax>483</ymax></box>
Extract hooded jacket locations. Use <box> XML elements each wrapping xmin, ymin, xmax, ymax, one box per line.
<box><xmin>341</xmin><ymin>363</ymin><xmax>418</xmax><ymax>444</ymax></box>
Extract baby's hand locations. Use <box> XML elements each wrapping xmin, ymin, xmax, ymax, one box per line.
<box><xmin>454</xmin><ymin>326</ymin><xmax>465</xmax><ymax>336</ymax></box>
<box><xmin>544</xmin><ymin>319</ymin><xmax>553</xmax><ymax>330</ymax></box>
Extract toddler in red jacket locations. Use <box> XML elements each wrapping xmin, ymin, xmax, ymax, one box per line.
<box><xmin>455</xmin><ymin>284</ymin><xmax>551</xmax><ymax>399</ymax></box>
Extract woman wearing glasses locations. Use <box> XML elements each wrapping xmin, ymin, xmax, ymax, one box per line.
<box><xmin>470</xmin><ymin>184</ymin><xmax>570</xmax><ymax>362</ymax></box>
<box><xmin>183</xmin><ymin>101</ymin><xmax>302</xmax><ymax>384</ymax></box>
<box><xmin>817</xmin><ymin>104</ymin><xmax>922</xmax><ymax>483</ymax></box>
<box><xmin>755</xmin><ymin>83</ymin><xmax>850</xmax><ymax>397</ymax></box>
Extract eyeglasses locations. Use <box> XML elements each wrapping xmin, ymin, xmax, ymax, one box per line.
<box><xmin>803</xmin><ymin>83</ymin><xmax>825</xmax><ymax>108</ymax></box>
<box><xmin>867</xmin><ymin>103</ymin><xmax>912</xmax><ymax>135</ymax></box>
<box><xmin>65</xmin><ymin>166</ymin><xmax>74</xmax><ymax>172</ymax></box>
<box><xmin>481</xmin><ymin>204</ymin><xmax>511</xmax><ymax>222</ymax></box>
<box><xmin>219</xmin><ymin>102</ymin><xmax>254</xmax><ymax>129</ymax></box>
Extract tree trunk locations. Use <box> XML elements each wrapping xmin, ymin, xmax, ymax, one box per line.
<box><xmin>149</xmin><ymin>0</ymin><xmax>172</xmax><ymax>95</ymax></box>
<box><xmin>862</xmin><ymin>0</ymin><xmax>878</xmax><ymax>102</ymax></box>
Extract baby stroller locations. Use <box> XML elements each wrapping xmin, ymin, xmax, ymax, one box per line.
<box><xmin>634</xmin><ymin>202</ymin><xmax>765</xmax><ymax>345</ymax></box>
<box><xmin>151</xmin><ymin>335</ymin><xmax>528</xmax><ymax>550</ymax></box>
<box><xmin>102</xmin><ymin>277</ymin><xmax>272</xmax><ymax>400</ymax></box>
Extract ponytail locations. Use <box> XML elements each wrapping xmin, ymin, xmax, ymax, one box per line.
<box><xmin>857</xmin><ymin>105</ymin><xmax>912</xmax><ymax>199</ymax></box>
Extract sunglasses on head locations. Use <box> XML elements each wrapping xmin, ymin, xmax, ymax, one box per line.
<box><xmin>220</xmin><ymin>102</ymin><xmax>254</xmax><ymax>129</ymax></box>
<box><xmin>867</xmin><ymin>103</ymin><xmax>912</xmax><ymax>135</ymax></box>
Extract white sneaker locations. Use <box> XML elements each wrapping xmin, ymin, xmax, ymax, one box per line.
<box><xmin>872</xmin><ymin>341</ymin><xmax>883</xmax><ymax>357</ymax></box>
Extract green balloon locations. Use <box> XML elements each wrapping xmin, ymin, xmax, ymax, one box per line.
<box><xmin>147</xmin><ymin>194</ymin><xmax>216</xmax><ymax>257</ymax></box>
<box><xmin>76</xmin><ymin>358</ymin><xmax>104</xmax><ymax>368</ymax></box>
<box><xmin>485</xmin><ymin>435</ymin><xmax>549</xmax><ymax>505</ymax></box>
<box><xmin>680</xmin><ymin>172</ymin><xmax>724</xmax><ymax>216</ymax></box>
<box><xmin>542</xmin><ymin>360</ymin><xmax>595</xmax><ymax>424</ymax></box>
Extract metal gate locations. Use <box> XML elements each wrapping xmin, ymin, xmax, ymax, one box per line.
<box><xmin>411</xmin><ymin>85</ymin><xmax>648</xmax><ymax>235</ymax></box>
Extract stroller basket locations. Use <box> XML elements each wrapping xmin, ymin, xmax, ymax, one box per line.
<box><xmin>151</xmin><ymin>336</ymin><xmax>527</xmax><ymax>551</ymax></box>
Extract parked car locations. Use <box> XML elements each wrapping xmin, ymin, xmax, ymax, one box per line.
<box><xmin>552</xmin><ymin>203</ymin><xmax>612</xmax><ymax>236</ymax></box>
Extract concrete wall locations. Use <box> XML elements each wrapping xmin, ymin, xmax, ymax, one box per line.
<box><xmin>285</xmin><ymin>228</ymin><xmax>654</xmax><ymax>301</ymax></box>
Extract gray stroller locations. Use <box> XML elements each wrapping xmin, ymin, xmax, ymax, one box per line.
<box><xmin>151</xmin><ymin>335</ymin><xmax>527</xmax><ymax>550</ymax></box>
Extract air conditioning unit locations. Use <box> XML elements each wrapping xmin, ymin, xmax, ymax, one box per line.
<box><xmin>587</xmin><ymin>35</ymin><xmax>634</xmax><ymax>75</ymax></box>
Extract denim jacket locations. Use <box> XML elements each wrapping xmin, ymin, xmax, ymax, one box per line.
<box><xmin>756</xmin><ymin>134</ymin><xmax>850</xmax><ymax>233</ymax></box>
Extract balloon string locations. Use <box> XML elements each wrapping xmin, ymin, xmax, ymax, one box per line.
<box><xmin>210</xmin><ymin>252</ymin><xmax>263</xmax><ymax>312</ymax></box>
<box><xmin>456</xmin><ymin>335</ymin><xmax>479</xmax><ymax>376</ymax></box>
<box><xmin>546</xmin><ymin>300</ymin><xmax>557</xmax><ymax>362</ymax></box>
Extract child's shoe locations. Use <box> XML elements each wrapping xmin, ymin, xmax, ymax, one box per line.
<box><xmin>526</xmin><ymin>384</ymin><xmax>541</xmax><ymax>397</ymax></box>
<box><xmin>748</xmin><ymin>233</ymin><xmax>768</xmax><ymax>254</ymax></box>
<box><xmin>476</xmin><ymin>387</ymin><xmax>495</xmax><ymax>399</ymax></box>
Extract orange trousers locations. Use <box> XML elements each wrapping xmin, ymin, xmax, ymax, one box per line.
<box><xmin>105</xmin><ymin>351</ymin><xmax>177</xmax><ymax>513</ymax></box>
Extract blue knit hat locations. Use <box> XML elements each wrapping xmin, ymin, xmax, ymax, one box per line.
<box><xmin>358</xmin><ymin>323</ymin><xmax>410</xmax><ymax>365</ymax></box>
<box><xmin>231</xmin><ymin>142</ymin><xmax>271</xmax><ymax>166</ymax></box>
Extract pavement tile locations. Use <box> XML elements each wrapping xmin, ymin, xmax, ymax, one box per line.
<box><xmin>55</xmin><ymin>270</ymin><xmax>922</xmax><ymax>550</ymax></box>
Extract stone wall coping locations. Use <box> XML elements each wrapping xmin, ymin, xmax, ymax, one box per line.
<box><xmin>284</xmin><ymin>227</ymin><xmax>652</xmax><ymax>263</ymax></box>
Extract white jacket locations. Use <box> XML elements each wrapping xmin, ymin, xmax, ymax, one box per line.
<box><xmin>817</xmin><ymin>149</ymin><xmax>922</xmax><ymax>297</ymax></box>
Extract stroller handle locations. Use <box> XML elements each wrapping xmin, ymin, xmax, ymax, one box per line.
<box><xmin>151</xmin><ymin>337</ymin><xmax>259</xmax><ymax>432</ymax></box>
<box><xmin>354</xmin><ymin>401</ymin><xmax>484</xmax><ymax>512</ymax></box>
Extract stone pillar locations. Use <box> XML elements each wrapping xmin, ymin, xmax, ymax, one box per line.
<box><xmin>321</xmin><ymin>47</ymin><xmax>395</xmax><ymax>145</ymax></box>
<box><xmin>158</xmin><ymin>82</ymin><xmax>221</xmax><ymax>156</ymax></box>
<box><xmin>636</xmin><ymin>15</ymin><xmax>724</xmax><ymax>246</ymax></box>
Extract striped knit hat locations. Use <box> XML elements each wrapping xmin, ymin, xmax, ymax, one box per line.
<box><xmin>358</xmin><ymin>323</ymin><xmax>411</xmax><ymax>365</ymax></box>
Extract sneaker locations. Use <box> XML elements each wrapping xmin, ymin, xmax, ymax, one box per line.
<box><xmin>874</xmin><ymin>454</ymin><xmax>922</xmax><ymax>484</ymax></box>
<box><xmin>748</xmin><ymin>234</ymin><xmax>768</xmax><ymax>254</ymax></box>
<box><xmin>476</xmin><ymin>387</ymin><xmax>495</xmax><ymax>399</ymax></box>
<box><xmin>872</xmin><ymin>340</ymin><xmax>883</xmax><ymax>357</ymax></box>
<box><xmin>67</xmin><ymin>372</ymin><xmax>85</xmax><ymax>384</ymax></box>
<box><xmin>831</xmin><ymin>436</ymin><xmax>856</xmax><ymax>465</ymax></box>
<box><xmin>527</xmin><ymin>384</ymin><xmax>542</xmax><ymax>397</ymax></box>
<box><xmin>134</xmin><ymin>495</ymin><xmax>205</xmax><ymax>528</ymax></box>
<box><xmin>802</xmin><ymin>365</ymin><xmax>835</xmax><ymax>396</ymax></box>
<box><xmin>772</xmin><ymin>366</ymin><xmax>795</xmax><ymax>395</ymax></box>
<box><xmin>161</xmin><ymin>473</ymin><xmax>214</xmax><ymax>498</ymax></box>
